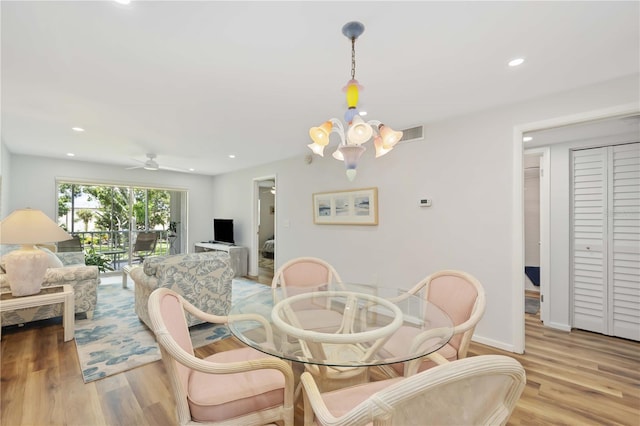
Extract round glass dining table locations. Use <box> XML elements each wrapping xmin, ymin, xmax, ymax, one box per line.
<box><xmin>227</xmin><ymin>282</ymin><xmax>454</xmax><ymax>368</ymax></box>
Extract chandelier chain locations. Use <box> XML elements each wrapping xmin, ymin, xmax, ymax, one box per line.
<box><xmin>351</xmin><ymin>37</ymin><xmax>356</xmax><ymax>80</ymax></box>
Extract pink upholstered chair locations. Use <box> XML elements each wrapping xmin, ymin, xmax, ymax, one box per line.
<box><xmin>272</xmin><ymin>256</ymin><xmax>343</xmax><ymax>290</ymax></box>
<box><xmin>271</xmin><ymin>256</ymin><xmax>345</xmax><ymax>335</ymax></box>
<box><xmin>382</xmin><ymin>269</ymin><xmax>486</xmax><ymax>377</ymax></box>
<box><xmin>272</xmin><ymin>257</ymin><xmax>368</xmax><ymax>392</ymax></box>
<box><xmin>147</xmin><ymin>287</ymin><xmax>294</xmax><ymax>426</ymax></box>
<box><xmin>301</xmin><ymin>355</ymin><xmax>526</xmax><ymax>426</ymax></box>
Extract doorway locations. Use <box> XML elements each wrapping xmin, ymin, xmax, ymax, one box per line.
<box><xmin>513</xmin><ymin>104</ymin><xmax>639</xmax><ymax>353</ymax></box>
<box><xmin>523</xmin><ymin>148</ymin><xmax>550</xmax><ymax>325</ymax></box>
<box><xmin>253</xmin><ymin>176</ymin><xmax>276</xmax><ymax>284</ymax></box>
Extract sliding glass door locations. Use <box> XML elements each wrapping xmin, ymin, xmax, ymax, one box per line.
<box><xmin>57</xmin><ymin>181</ymin><xmax>186</xmax><ymax>271</ymax></box>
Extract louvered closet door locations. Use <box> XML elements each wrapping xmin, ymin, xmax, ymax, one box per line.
<box><xmin>608</xmin><ymin>143</ymin><xmax>640</xmax><ymax>341</ymax></box>
<box><xmin>572</xmin><ymin>143</ymin><xmax>640</xmax><ymax>340</ymax></box>
<box><xmin>572</xmin><ymin>147</ymin><xmax>608</xmax><ymax>334</ymax></box>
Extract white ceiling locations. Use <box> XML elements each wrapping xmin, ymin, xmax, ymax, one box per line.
<box><xmin>2</xmin><ymin>1</ymin><xmax>639</xmax><ymax>176</ymax></box>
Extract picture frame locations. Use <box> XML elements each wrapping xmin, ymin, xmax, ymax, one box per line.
<box><xmin>313</xmin><ymin>187</ymin><xmax>378</xmax><ymax>225</ymax></box>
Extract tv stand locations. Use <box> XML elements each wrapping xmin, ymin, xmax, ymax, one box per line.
<box><xmin>194</xmin><ymin>242</ymin><xmax>248</xmax><ymax>277</ymax></box>
<box><xmin>208</xmin><ymin>240</ymin><xmax>234</xmax><ymax>246</ymax></box>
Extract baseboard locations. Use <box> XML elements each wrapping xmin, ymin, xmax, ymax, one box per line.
<box><xmin>471</xmin><ymin>335</ymin><xmax>517</xmax><ymax>353</ymax></box>
<box><xmin>544</xmin><ymin>321</ymin><xmax>571</xmax><ymax>332</ymax></box>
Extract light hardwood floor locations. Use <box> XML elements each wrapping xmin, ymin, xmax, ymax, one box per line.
<box><xmin>1</xmin><ymin>288</ymin><xmax>638</xmax><ymax>425</ymax></box>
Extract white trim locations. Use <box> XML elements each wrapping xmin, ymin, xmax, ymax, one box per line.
<box><xmin>471</xmin><ymin>335</ymin><xmax>515</xmax><ymax>353</ymax></box>
<box><xmin>512</xmin><ymin>126</ymin><xmax>525</xmax><ymax>354</ymax></box>
<box><xmin>512</xmin><ymin>102</ymin><xmax>640</xmax><ymax>354</ymax></box>
<box><xmin>517</xmin><ymin>103</ymin><xmax>639</xmax><ymax>133</ymax></box>
<box><xmin>54</xmin><ymin>175</ymin><xmax>189</xmax><ymax>191</ymax></box>
<box><xmin>544</xmin><ymin>321</ymin><xmax>572</xmax><ymax>332</ymax></box>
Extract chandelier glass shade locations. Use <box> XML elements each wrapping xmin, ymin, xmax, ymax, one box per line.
<box><xmin>308</xmin><ymin>21</ymin><xmax>403</xmax><ymax>181</ymax></box>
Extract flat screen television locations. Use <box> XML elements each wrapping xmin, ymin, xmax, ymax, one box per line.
<box><xmin>213</xmin><ymin>218</ymin><xmax>234</xmax><ymax>244</ymax></box>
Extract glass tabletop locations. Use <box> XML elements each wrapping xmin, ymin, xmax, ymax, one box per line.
<box><xmin>227</xmin><ymin>282</ymin><xmax>454</xmax><ymax>367</ymax></box>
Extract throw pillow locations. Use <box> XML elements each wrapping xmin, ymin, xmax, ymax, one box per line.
<box><xmin>39</xmin><ymin>247</ymin><xmax>64</xmax><ymax>269</ymax></box>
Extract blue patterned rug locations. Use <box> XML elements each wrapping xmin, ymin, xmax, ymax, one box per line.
<box><xmin>74</xmin><ymin>277</ymin><xmax>270</xmax><ymax>383</ymax></box>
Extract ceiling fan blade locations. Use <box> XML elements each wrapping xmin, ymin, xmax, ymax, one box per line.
<box><xmin>126</xmin><ymin>165</ymin><xmax>144</xmax><ymax>170</ymax></box>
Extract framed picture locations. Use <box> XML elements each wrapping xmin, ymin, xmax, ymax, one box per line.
<box><xmin>313</xmin><ymin>187</ymin><xmax>378</xmax><ymax>225</ymax></box>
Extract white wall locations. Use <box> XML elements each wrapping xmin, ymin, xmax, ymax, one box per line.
<box><xmin>210</xmin><ymin>74</ymin><xmax>640</xmax><ymax>352</ymax></box>
<box><xmin>5</xmin><ymin>154</ymin><xmax>215</xmax><ymax>251</ymax></box>
<box><xmin>0</xmin><ymin>140</ymin><xmax>12</xmax><ymax>218</ymax></box>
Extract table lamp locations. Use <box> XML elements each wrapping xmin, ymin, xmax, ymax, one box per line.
<box><xmin>0</xmin><ymin>208</ymin><xmax>72</xmax><ymax>296</ymax></box>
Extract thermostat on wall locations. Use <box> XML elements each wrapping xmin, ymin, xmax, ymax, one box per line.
<box><xmin>419</xmin><ymin>199</ymin><xmax>432</xmax><ymax>207</ymax></box>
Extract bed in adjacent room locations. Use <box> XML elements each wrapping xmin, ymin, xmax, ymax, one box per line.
<box><xmin>261</xmin><ymin>237</ymin><xmax>275</xmax><ymax>259</ymax></box>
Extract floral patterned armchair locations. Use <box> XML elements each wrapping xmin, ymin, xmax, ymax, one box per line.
<box><xmin>131</xmin><ymin>251</ymin><xmax>234</xmax><ymax>328</ymax></box>
<box><xmin>0</xmin><ymin>249</ymin><xmax>100</xmax><ymax>326</ymax></box>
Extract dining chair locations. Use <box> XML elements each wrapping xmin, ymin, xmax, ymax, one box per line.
<box><xmin>147</xmin><ymin>287</ymin><xmax>294</xmax><ymax>426</ymax></box>
<box><xmin>382</xmin><ymin>269</ymin><xmax>486</xmax><ymax>377</ymax></box>
<box><xmin>272</xmin><ymin>256</ymin><xmax>343</xmax><ymax>289</ymax></box>
<box><xmin>301</xmin><ymin>354</ymin><xmax>526</xmax><ymax>426</ymax></box>
<box><xmin>272</xmin><ymin>257</ymin><xmax>369</xmax><ymax>392</ymax></box>
<box><xmin>271</xmin><ymin>256</ymin><xmax>345</xmax><ymax>334</ymax></box>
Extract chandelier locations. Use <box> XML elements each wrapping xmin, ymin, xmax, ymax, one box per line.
<box><xmin>308</xmin><ymin>21</ymin><xmax>403</xmax><ymax>181</ymax></box>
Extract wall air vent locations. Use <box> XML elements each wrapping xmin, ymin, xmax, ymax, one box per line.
<box><xmin>399</xmin><ymin>125</ymin><xmax>424</xmax><ymax>143</ymax></box>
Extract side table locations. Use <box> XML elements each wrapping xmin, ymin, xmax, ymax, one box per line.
<box><xmin>0</xmin><ymin>285</ymin><xmax>75</xmax><ymax>342</ymax></box>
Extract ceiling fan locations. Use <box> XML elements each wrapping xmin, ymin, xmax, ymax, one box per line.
<box><xmin>127</xmin><ymin>153</ymin><xmax>190</xmax><ymax>173</ymax></box>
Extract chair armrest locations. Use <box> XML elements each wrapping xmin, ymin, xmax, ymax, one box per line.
<box><xmin>44</xmin><ymin>265</ymin><xmax>99</xmax><ymax>284</ymax></box>
<box><xmin>179</xmin><ymin>293</ymin><xmax>276</xmax><ymax>345</ymax></box>
<box><xmin>301</xmin><ymin>371</ymin><xmax>339</xmax><ymax>426</ymax></box>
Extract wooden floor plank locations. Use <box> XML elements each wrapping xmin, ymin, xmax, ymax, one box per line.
<box><xmin>1</xmin><ymin>293</ymin><xmax>638</xmax><ymax>425</ymax></box>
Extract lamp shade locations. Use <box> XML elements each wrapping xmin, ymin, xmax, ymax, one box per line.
<box><xmin>347</xmin><ymin>116</ymin><xmax>373</xmax><ymax>145</ymax></box>
<box><xmin>374</xmin><ymin>135</ymin><xmax>393</xmax><ymax>158</ymax></box>
<box><xmin>309</xmin><ymin>121</ymin><xmax>333</xmax><ymax>146</ymax></box>
<box><xmin>379</xmin><ymin>124</ymin><xmax>403</xmax><ymax>149</ymax></box>
<box><xmin>307</xmin><ymin>142</ymin><xmax>326</xmax><ymax>157</ymax></box>
<box><xmin>0</xmin><ymin>208</ymin><xmax>72</xmax><ymax>244</ymax></box>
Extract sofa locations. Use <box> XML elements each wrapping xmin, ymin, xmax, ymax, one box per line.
<box><xmin>131</xmin><ymin>251</ymin><xmax>235</xmax><ymax>328</ymax></box>
<box><xmin>0</xmin><ymin>249</ymin><xmax>100</xmax><ymax>326</ymax></box>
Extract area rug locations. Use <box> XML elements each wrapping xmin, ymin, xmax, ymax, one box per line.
<box><xmin>525</xmin><ymin>296</ymin><xmax>540</xmax><ymax>314</ymax></box>
<box><xmin>74</xmin><ymin>277</ymin><xmax>270</xmax><ymax>383</ymax></box>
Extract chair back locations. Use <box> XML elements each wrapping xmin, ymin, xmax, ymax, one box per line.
<box><xmin>149</xmin><ymin>287</ymin><xmax>295</xmax><ymax>426</ymax></box>
<box><xmin>424</xmin><ymin>270</ymin><xmax>486</xmax><ymax>356</ymax></box>
<box><xmin>302</xmin><ymin>355</ymin><xmax>525</xmax><ymax>426</ymax></box>
<box><xmin>57</xmin><ymin>235</ymin><xmax>84</xmax><ymax>252</ymax></box>
<box><xmin>133</xmin><ymin>231</ymin><xmax>158</xmax><ymax>259</ymax></box>
<box><xmin>148</xmin><ymin>289</ymin><xmax>194</xmax><ymax>423</ymax></box>
<box><xmin>272</xmin><ymin>256</ymin><xmax>342</xmax><ymax>289</ymax></box>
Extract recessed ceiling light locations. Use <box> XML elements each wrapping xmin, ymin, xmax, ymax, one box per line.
<box><xmin>66</xmin><ymin>153</ymin><xmax>75</xmax><ymax>157</ymax></box>
<box><xmin>228</xmin><ymin>154</ymin><xmax>236</xmax><ymax>159</ymax></box>
<box><xmin>114</xmin><ymin>0</ymin><xmax>131</xmax><ymax>4</ymax></box>
<box><xmin>508</xmin><ymin>58</ymin><xmax>525</xmax><ymax>67</ymax></box>
<box><xmin>523</xmin><ymin>136</ymin><xmax>533</xmax><ymax>142</ymax></box>
<box><xmin>359</xmin><ymin>111</ymin><xmax>368</xmax><ymax>116</ymax></box>
<box><xmin>189</xmin><ymin>168</ymin><xmax>195</xmax><ymax>172</ymax></box>
<box><xmin>72</xmin><ymin>127</ymin><xmax>85</xmax><ymax>132</ymax></box>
